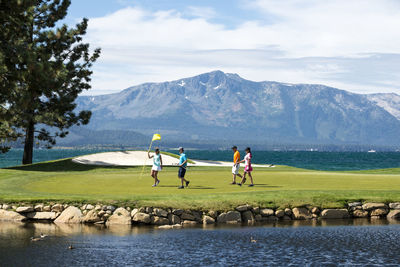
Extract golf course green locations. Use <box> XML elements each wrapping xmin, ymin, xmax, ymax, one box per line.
<box><xmin>1</xmin><ymin>158</ymin><xmax>400</xmax><ymax>210</ymax></box>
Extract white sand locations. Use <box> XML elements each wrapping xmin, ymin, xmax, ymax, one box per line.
<box><xmin>72</xmin><ymin>151</ymin><xmax>273</xmax><ymax>167</ymax></box>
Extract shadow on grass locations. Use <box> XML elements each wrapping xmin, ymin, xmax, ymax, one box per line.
<box><xmin>158</xmin><ymin>185</ymin><xmax>215</xmax><ymax>189</ymax></box>
<box><xmin>5</xmin><ymin>159</ymin><xmax>139</xmax><ymax>172</ymax></box>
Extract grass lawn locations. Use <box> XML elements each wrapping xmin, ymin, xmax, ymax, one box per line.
<box><xmin>0</xmin><ymin>158</ymin><xmax>400</xmax><ymax>210</ymax></box>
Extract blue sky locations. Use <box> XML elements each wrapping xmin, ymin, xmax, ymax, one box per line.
<box><xmin>66</xmin><ymin>0</ymin><xmax>400</xmax><ymax>95</ymax></box>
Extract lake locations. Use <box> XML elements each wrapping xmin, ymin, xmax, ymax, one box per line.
<box><xmin>1</xmin><ymin>220</ymin><xmax>400</xmax><ymax>266</ymax></box>
<box><xmin>2</xmin><ymin>149</ymin><xmax>400</xmax><ymax>170</ymax></box>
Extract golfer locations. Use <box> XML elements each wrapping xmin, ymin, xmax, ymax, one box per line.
<box><xmin>231</xmin><ymin>146</ymin><xmax>243</xmax><ymax>184</ymax></box>
<box><xmin>238</xmin><ymin>147</ymin><xmax>254</xmax><ymax>187</ymax></box>
<box><xmin>178</xmin><ymin>147</ymin><xmax>190</xmax><ymax>189</ymax></box>
<box><xmin>148</xmin><ymin>148</ymin><xmax>162</xmax><ymax>187</ymax></box>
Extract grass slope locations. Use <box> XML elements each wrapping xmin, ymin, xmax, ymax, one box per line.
<box><xmin>1</xmin><ymin>159</ymin><xmax>400</xmax><ymax>210</ymax></box>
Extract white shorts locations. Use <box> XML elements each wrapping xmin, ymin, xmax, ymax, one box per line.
<box><xmin>232</xmin><ymin>164</ymin><xmax>240</xmax><ymax>175</ymax></box>
<box><xmin>152</xmin><ymin>165</ymin><xmax>161</xmax><ymax>172</ymax></box>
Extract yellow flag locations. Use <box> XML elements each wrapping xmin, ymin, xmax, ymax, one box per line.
<box><xmin>152</xmin><ymin>133</ymin><xmax>161</xmax><ymax>141</ymax></box>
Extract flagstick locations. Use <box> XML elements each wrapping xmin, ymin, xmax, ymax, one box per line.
<box><xmin>139</xmin><ymin>140</ymin><xmax>153</xmax><ymax>179</ymax></box>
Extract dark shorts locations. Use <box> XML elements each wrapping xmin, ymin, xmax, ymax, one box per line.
<box><xmin>178</xmin><ymin>167</ymin><xmax>186</xmax><ymax>178</ymax></box>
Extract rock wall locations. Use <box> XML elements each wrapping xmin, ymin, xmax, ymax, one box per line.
<box><xmin>0</xmin><ymin>202</ymin><xmax>399</xmax><ymax>228</ymax></box>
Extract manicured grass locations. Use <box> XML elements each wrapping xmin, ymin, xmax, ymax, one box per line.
<box><xmin>0</xmin><ymin>158</ymin><xmax>400</xmax><ymax>210</ymax></box>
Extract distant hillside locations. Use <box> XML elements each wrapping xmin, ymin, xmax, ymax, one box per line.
<box><xmin>74</xmin><ymin>71</ymin><xmax>400</xmax><ymax>146</ymax></box>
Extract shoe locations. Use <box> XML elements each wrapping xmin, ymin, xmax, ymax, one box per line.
<box><xmin>178</xmin><ymin>186</ymin><xmax>184</xmax><ymax>189</ymax></box>
<box><xmin>230</xmin><ymin>182</ymin><xmax>236</xmax><ymax>185</ymax></box>
<box><xmin>156</xmin><ymin>180</ymin><xmax>160</xmax><ymax>186</ymax></box>
<box><xmin>237</xmin><ymin>183</ymin><xmax>242</xmax><ymax>186</ymax></box>
<box><xmin>152</xmin><ymin>184</ymin><xmax>157</xmax><ymax>187</ymax></box>
<box><xmin>248</xmin><ymin>184</ymin><xmax>254</xmax><ymax>187</ymax></box>
<box><xmin>186</xmin><ymin>181</ymin><xmax>190</xmax><ymax>187</ymax></box>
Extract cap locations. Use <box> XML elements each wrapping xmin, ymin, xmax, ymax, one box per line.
<box><xmin>178</xmin><ymin>147</ymin><xmax>184</xmax><ymax>151</ymax></box>
<box><xmin>231</xmin><ymin>145</ymin><xmax>237</xmax><ymax>149</ymax></box>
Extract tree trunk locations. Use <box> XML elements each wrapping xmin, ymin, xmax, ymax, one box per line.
<box><xmin>22</xmin><ymin>120</ymin><xmax>34</xmax><ymax>165</ymax></box>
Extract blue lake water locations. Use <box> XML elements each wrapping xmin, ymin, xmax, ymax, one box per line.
<box><xmin>2</xmin><ymin>148</ymin><xmax>400</xmax><ymax>170</ymax></box>
<box><xmin>1</xmin><ymin>220</ymin><xmax>400</xmax><ymax>266</ymax></box>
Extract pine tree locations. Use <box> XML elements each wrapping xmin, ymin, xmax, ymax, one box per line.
<box><xmin>0</xmin><ymin>0</ymin><xmax>100</xmax><ymax>164</ymax></box>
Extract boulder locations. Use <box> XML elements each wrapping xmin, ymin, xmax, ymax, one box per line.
<box><xmin>182</xmin><ymin>220</ymin><xmax>198</xmax><ymax>226</ymax></box>
<box><xmin>203</xmin><ymin>215</ymin><xmax>215</xmax><ymax>224</ymax></box>
<box><xmin>352</xmin><ymin>209</ymin><xmax>369</xmax><ymax>218</ymax></box>
<box><xmin>208</xmin><ymin>210</ymin><xmax>218</xmax><ymax>219</ymax></box>
<box><xmin>133</xmin><ymin>212</ymin><xmax>151</xmax><ymax>224</ymax></box>
<box><xmin>275</xmin><ymin>210</ymin><xmax>285</xmax><ymax>218</ymax></box>
<box><xmin>370</xmin><ymin>208</ymin><xmax>388</xmax><ymax>216</ymax></box>
<box><xmin>0</xmin><ymin>210</ymin><xmax>27</xmax><ymax>221</ymax></box>
<box><xmin>362</xmin><ymin>203</ymin><xmax>387</xmax><ymax>211</ymax></box>
<box><xmin>83</xmin><ymin>210</ymin><xmax>102</xmax><ymax>223</ymax></box>
<box><xmin>54</xmin><ymin>206</ymin><xmax>82</xmax><ymax>224</ymax></box>
<box><xmin>158</xmin><ymin>225</ymin><xmax>173</xmax><ymax>229</ymax></box>
<box><xmin>311</xmin><ymin>207</ymin><xmax>320</xmax><ymax>214</ymax></box>
<box><xmin>151</xmin><ymin>216</ymin><xmax>169</xmax><ymax>225</ymax></box>
<box><xmin>2</xmin><ymin>204</ymin><xmax>10</xmax><ymax>210</ymax></box>
<box><xmin>389</xmin><ymin>203</ymin><xmax>400</xmax><ymax>210</ymax></box>
<box><xmin>26</xmin><ymin>212</ymin><xmax>57</xmax><ymax>220</ymax></box>
<box><xmin>191</xmin><ymin>211</ymin><xmax>203</xmax><ymax>221</ymax></box>
<box><xmin>320</xmin><ymin>209</ymin><xmax>349</xmax><ymax>219</ymax></box>
<box><xmin>260</xmin><ymin>209</ymin><xmax>274</xmax><ymax>216</ymax></box>
<box><xmin>16</xmin><ymin>206</ymin><xmax>34</xmax><ymax>213</ymax></box>
<box><xmin>217</xmin><ymin>211</ymin><xmax>241</xmax><ymax>224</ymax></box>
<box><xmin>292</xmin><ymin>207</ymin><xmax>312</xmax><ymax>220</ymax></box>
<box><xmin>252</xmin><ymin>207</ymin><xmax>260</xmax><ymax>214</ymax></box>
<box><xmin>172</xmin><ymin>209</ymin><xmax>184</xmax><ymax>216</ymax></box>
<box><xmin>236</xmin><ymin>205</ymin><xmax>250</xmax><ymax>212</ymax></box>
<box><xmin>348</xmin><ymin>202</ymin><xmax>362</xmax><ymax>208</ymax></box>
<box><xmin>153</xmin><ymin>208</ymin><xmax>168</xmax><ymax>218</ymax></box>
<box><xmin>86</xmin><ymin>204</ymin><xmax>94</xmax><ymax>210</ymax></box>
<box><xmin>241</xmin><ymin>210</ymin><xmax>255</xmax><ymax>223</ymax></box>
<box><xmin>106</xmin><ymin>205</ymin><xmax>116</xmax><ymax>212</ymax></box>
<box><xmin>387</xmin><ymin>210</ymin><xmax>400</xmax><ymax>219</ymax></box>
<box><xmin>180</xmin><ymin>212</ymin><xmax>196</xmax><ymax>221</ymax></box>
<box><xmin>106</xmin><ymin>208</ymin><xmax>131</xmax><ymax>225</ymax></box>
<box><xmin>284</xmin><ymin>208</ymin><xmax>292</xmax><ymax>216</ymax></box>
<box><xmin>98</xmin><ymin>210</ymin><xmax>106</xmax><ymax>217</ymax></box>
<box><xmin>51</xmin><ymin>204</ymin><xmax>64</xmax><ymax>213</ymax></box>
<box><xmin>255</xmin><ymin>214</ymin><xmax>262</xmax><ymax>221</ymax></box>
<box><xmin>106</xmin><ymin>210</ymin><xmax>112</xmax><ymax>215</ymax></box>
<box><xmin>43</xmin><ymin>205</ymin><xmax>51</xmax><ymax>212</ymax></box>
<box><xmin>34</xmin><ymin>204</ymin><xmax>44</xmax><ymax>212</ymax></box>
<box><xmin>282</xmin><ymin>215</ymin><xmax>292</xmax><ymax>220</ymax></box>
<box><xmin>131</xmin><ymin>208</ymin><xmax>139</xmax><ymax>217</ymax></box>
<box><xmin>168</xmin><ymin>214</ymin><xmax>181</xmax><ymax>225</ymax></box>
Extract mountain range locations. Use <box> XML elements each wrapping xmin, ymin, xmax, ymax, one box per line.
<box><xmin>67</xmin><ymin>70</ymin><xmax>400</xmax><ymax>147</ymax></box>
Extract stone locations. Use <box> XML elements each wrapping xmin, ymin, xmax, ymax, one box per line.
<box><xmin>43</xmin><ymin>206</ymin><xmax>51</xmax><ymax>212</ymax></box>
<box><xmin>12</xmin><ymin>205</ymin><xmax>17</xmax><ymax>210</ymax></box>
<box><xmin>172</xmin><ymin>209</ymin><xmax>184</xmax><ymax>216</ymax></box>
<box><xmin>362</xmin><ymin>203</ymin><xmax>387</xmax><ymax>211</ymax></box>
<box><xmin>208</xmin><ymin>210</ymin><xmax>218</xmax><ymax>219</ymax></box>
<box><xmin>95</xmin><ymin>205</ymin><xmax>102</xmax><ymax>211</ymax></box>
<box><xmin>94</xmin><ymin>221</ymin><xmax>105</xmax><ymax>224</ymax></box>
<box><xmin>387</xmin><ymin>210</ymin><xmax>400</xmax><ymax>219</ymax></box>
<box><xmin>241</xmin><ymin>210</ymin><xmax>255</xmax><ymax>223</ymax></box>
<box><xmin>371</xmin><ymin>215</ymin><xmax>381</xmax><ymax>219</ymax></box>
<box><xmin>126</xmin><ymin>207</ymin><xmax>131</xmax><ymax>211</ymax></box>
<box><xmin>172</xmin><ymin>224</ymin><xmax>183</xmax><ymax>229</ymax></box>
<box><xmin>292</xmin><ymin>207</ymin><xmax>312</xmax><ymax>220</ymax></box>
<box><xmin>370</xmin><ymin>208</ymin><xmax>388</xmax><ymax>216</ymax></box>
<box><xmin>236</xmin><ymin>205</ymin><xmax>250</xmax><ymax>212</ymax></box>
<box><xmin>284</xmin><ymin>208</ymin><xmax>292</xmax><ymax>216</ymax></box>
<box><xmin>168</xmin><ymin>214</ymin><xmax>181</xmax><ymax>225</ymax></box>
<box><xmin>145</xmin><ymin>207</ymin><xmax>153</xmax><ymax>214</ymax></box>
<box><xmin>54</xmin><ymin>206</ymin><xmax>82</xmax><ymax>224</ymax></box>
<box><xmin>86</xmin><ymin>204</ymin><xmax>94</xmax><ymax>210</ymax></box>
<box><xmin>63</xmin><ymin>204</ymin><xmax>69</xmax><ymax>209</ymax></box>
<box><xmin>260</xmin><ymin>209</ymin><xmax>274</xmax><ymax>216</ymax></box>
<box><xmin>151</xmin><ymin>216</ymin><xmax>169</xmax><ymax>225</ymax></box>
<box><xmin>82</xmin><ymin>210</ymin><xmax>88</xmax><ymax>215</ymax></box>
<box><xmin>81</xmin><ymin>204</ymin><xmax>87</xmax><ymax>210</ymax></box>
<box><xmin>51</xmin><ymin>204</ymin><xmax>64</xmax><ymax>213</ymax></box>
<box><xmin>16</xmin><ymin>206</ymin><xmax>34</xmax><ymax>213</ymax></box>
<box><xmin>106</xmin><ymin>210</ymin><xmax>112</xmax><ymax>215</ymax></box>
<box><xmin>320</xmin><ymin>209</ymin><xmax>349</xmax><ymax>219</ymax></box>
<box><xmin>131</xmin><ymin>208</ymin><xmax>139</xmax><ymax>217</ymax></box>
<box><xmin>106</xmin><ymin>208</ymin><xmax>131</xmax><ymax>225</ymax></box>
<box><xmin>389</xmin><ymin>203</ymin><xmax>400</xmax><ymax>210</ymax></box>
<box><xmin>191</xmin><ymin>211</ymin><xmax>203</xmax><ymax>221</ymax></box>
<box><xmin>133</xmin><ymin>212</ymin><xmax>151</xmax><ymax>224</ymax></box>
<box><xmin>182</xmin><ymin>220</ymin><xmax>198</xmax><ymax>226</ymax></box>
<box><xmin>26</xmin><ymin>212</ymin><xmax>57</xmax><ymax>220</ymax></box>
<box><xmin>255</xmin><ymin>214</ymin><xmax>263</xmax><ymax>221</ymax></box>
<box><xmin>153</xmin><ymin>208</ymin><xmax>168</xmax><ymax>218</ymax></box>
<box><xmin>203</xmin><ymin>215</ymin><xmax>215</xmax><ymax>224</ymax></box>
<box><xmin>106</xmin><ymin>205</ymin><xmax>116</xmax><ymax>212</ymax></box>
<box><xmin>180</xmin><ymin>212</ymin><xmax>196</xmax><ymax>221</ymax></box>
<box><xmin>348</xmin><ymin>202</ymin><xmax>362</xmax><ymax>208</ymax></box>
<box><xmin>158</xmin><ymin>225</ymin><xmax>173</xmax><ymax>229</ymax></box>
<box><xmin>34</xmin><ymin>204</ymin><xmax>44</xmax><ymax>212</ymax></box>
<box><xmin>352</xmin><ymin>210</ymin><xmax>369</xmax><ymax>218</ymax></box>
<box><xmin>275</xmin><ymin>210</ymin><xmax>285</xmax><ymax>218</ymax></box>
<box><xmin>312</xmin><ymin>214</ymin><xmax>318</xmax><ymax>218</ymax></box>
<box><xmin>217</xmin><ymin>211</ymin><xmax>241</xmax><ymax>224</ymax></box>
<box><xmin>0</xmin><ymin>210</ymin><xmax>28</xmax><ymax>222</ymax></box>
<box><xmin>311</xmin><ymin>207</ymin><xmax>320</xmax><ymax>214</ymax></box>
<box><xmin>252</xmin><ymin>207</ymin><xmax>260</xmax><ymax>214</ymax></box>
<box><xmin>98</xmin><ymin>210</ymin><xmax>106</xmax><ymax>217</ymax></box>
<box><xmin>102</xmin><ymin>205</ymin><xmax>108</xmax><ymax>211</ymax></box>
<box><xmin>83</xmin><ymin>210</ymin><xmax>102</xmax><ymax>223</ymax></box>
<box><xmin>282</xmin><ymin>215</ymin><xmax>292</xmax><ymax>220</ymax></box>
<box><xmin>2</xmin><ymin>204</ymin><xmax>10</xmax><ymax>210</ymax></box>
<box><xmin>103</xmin><ymin>214</ymin><xmax>110</xmax><ymax>219</ymax></box>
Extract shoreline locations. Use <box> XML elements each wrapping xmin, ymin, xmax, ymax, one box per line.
<box><xmin>1</xmin><ymin>202</ymin><xmax>399</xmax><ymax>228</ymax></box>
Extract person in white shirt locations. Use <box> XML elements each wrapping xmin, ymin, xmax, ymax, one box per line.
<box><xmin>148</xmin><ymin>148</ymin><xmax>163</xmax><ymax>187</ymax></box>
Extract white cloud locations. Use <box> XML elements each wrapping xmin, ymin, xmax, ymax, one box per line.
<box><xmin>83</xmin><ymin>3</ymin><xmax>400</xmax><ymax>95</ymax></box>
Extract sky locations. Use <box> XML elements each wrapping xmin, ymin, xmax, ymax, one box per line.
<box><xmin>65</xmin><ymin>0</ymin><xmax>400</xmax><ymax>95</ymax></box>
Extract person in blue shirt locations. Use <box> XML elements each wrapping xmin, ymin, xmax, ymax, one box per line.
<box><xmin>148</xmin><ymin>148</ymin><xmax>163</xmax><ymax>187</ymax></box>
<box><xmin>178</xmin><ymin>147</ymin><xmax>190</xmax><ymax>189</ymax></box>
